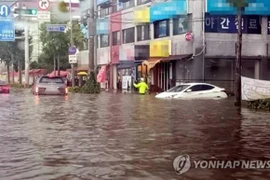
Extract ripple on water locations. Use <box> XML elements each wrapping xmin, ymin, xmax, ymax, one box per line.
<box><xmin>0</xmin><ymin>90</ymin><xmax>270</xmax><ymax>179</ymax></box>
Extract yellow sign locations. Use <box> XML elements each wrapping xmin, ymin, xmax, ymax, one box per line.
<box><xmin>134</xmin><ymin>7</ymin><xmax>150</xmax><ymax>23</ymax></box>
<box><xmin>150</xmin><ymin>39</ymin><xmax>171</xmax><ymax>57</ymax></box>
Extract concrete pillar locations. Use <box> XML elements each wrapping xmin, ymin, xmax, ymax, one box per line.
<box><xmin>254</xmin><ymin>60</ymin><xmax>260</xmax><ymax>79</ymax></box>
<box><xmin>113</xmin><ymin>65</ymin><xmax>117</xmax><ymax>89</ymax></box>
<box><xmin>150</xmin><ymin>23</ymin><xmax>154</xmax><ymax>40</ymax></box>
<box><xmin>260</xmin><ymin>57</ymin><xmax>269</xmax><ymax>80</ymax></box>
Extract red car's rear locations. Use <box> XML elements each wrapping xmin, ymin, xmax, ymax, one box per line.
<box><xmin>0</xmin><ymin>80</ymin><xmax>10</xmax><ymax>94</ymax></box>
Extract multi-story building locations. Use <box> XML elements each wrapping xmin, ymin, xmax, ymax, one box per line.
<box><xmin>93</xmin><ymin>0</ymin><xmax>270</xmax><ymax>93</ymax></box>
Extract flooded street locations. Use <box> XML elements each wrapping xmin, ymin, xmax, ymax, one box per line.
<box><xmin>0</xmin><ymin>89</ymin><xmax>270</xmax><ymax>180</ymax></box>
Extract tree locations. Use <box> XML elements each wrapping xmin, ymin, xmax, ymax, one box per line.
<box><xmin>227</xmin><ymin>0</ymin><xmax>248</xmax><ymax>106</ymax></box>
<box><xmin>59</xmin><ymin>1</ymin><xmax>68</xmax><ymax>13</ymax></box>
<box><xmin>38</xmin><ymin>18</ymin><xmax>84</xmax><ymax>73</ymax></box>
<box><xmin>0</xmin><ymin>42</ymin><xmax>23</xmax><ymax>83</ymax></box>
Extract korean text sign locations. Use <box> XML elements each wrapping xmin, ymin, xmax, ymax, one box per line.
<box><xmin>205</xmin><ymin>14</ymin><xmax>261</xmax><ymax>34</ymax></box>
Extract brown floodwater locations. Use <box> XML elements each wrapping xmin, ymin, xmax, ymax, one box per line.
<box><xmin>0</xmin><ymin>89</ymin><xmax>269</xmax><ymax>180</ymax></box>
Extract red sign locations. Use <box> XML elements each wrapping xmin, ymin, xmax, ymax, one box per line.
<box><xmin>185</xmin><ymin>32</ymin><xmax>193</xmax><ymax>41</ymax></box>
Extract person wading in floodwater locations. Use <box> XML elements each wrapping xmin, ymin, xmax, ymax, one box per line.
<box><xmin>133</xmin><ymin>78</ymin><xmax>149</xmax><ymax>95</ymax></box>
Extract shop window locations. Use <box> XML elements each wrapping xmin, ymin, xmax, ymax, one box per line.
<box><xmin>122</xmin><ymin>27</ymin><xmax>134</xmax><ymax>43</ymax></box>
<box><xmin>137</xmin><ymin>24</ymin><xmax>150</xmax><ymax>41</ymax></box>
<box><xmin>112</xmin><ymin>31</ymin><xmax>120</xmax><ymax>45</ymax></box>
<box><xmin>100</xmin><ymin>35</ymin><xmax>109</xmax><ymax>47</ymax></box>
<box><xmin>154</xmin><ymin>19</ymin><xmax>170</xmax><ymax>38</ymax></box>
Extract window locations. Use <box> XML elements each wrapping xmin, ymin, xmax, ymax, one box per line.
<box><xmin>100</xmin><ymin>35</ymin><xmax>109</xmax><ymax>47</ymax></box>
<box><xmin>154</xmin><ymin>20</ymin><xmax>170</xmax><ymax>38</ymax></box>
<box><xmin>189</xmin><ymin>85</ymin><xmax>203</xmax><ymax>92</ymax></box>
<box><xmin>40</xmin><ymin>77</ymin><xmax>64</xmax><ymax>84</ymax></box>
<box><xmin>100</xmin><ymin>7</ymin><xmax>110</xmax><ymax>17</ymax></box>
<box><xmin>112</xmin><ymin>31</ymin><xmax>120</xmax><ymax>45</ymax></box>
<box><xmin>122</xmin><ymin>27</ymin><xmax>134</xmax><ymax>43</ymax></box>
<box><xmin>173</xmin><ymin>15</ymin><xmax>189</xmax><ymax>35</ymax></box>
<box><xmin>167</xmin><ymin>85</ymin><xmax>189</xmax><ymax>92</ymax></box>
<box><xmin>123</xmin><ymin>0</ymin><xmax>135</xmax><ymax>9</ymax></box>
<box><xmin>201</xmin><ymin>85</ymin><xmax>215</xmax><ymax>91</ymax></box>
<box><xmin>137</xmin><ymin>0</ymin><xmax>150</xmax><ymax>5</ymax></box>
<box><xmin>188</xmin><ymin>84</ymin><xmax>214</xmax><ymax>92</ymax></box>
<box><xmin>137</xmin><ymin>24</ymin><xmax>150</xmax><ymax>41</ymax></box>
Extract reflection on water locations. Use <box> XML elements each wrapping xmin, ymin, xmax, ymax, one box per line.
<box><xmin>0</xmin><ymin>89</ymin><xmax>270</xmax><ymax>179</ymax></box>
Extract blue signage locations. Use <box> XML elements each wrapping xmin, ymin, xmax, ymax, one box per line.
<box><xmin>0</xmin><ymin>19</ymin><xmax>14</xmax><ymax>41</ymax></box>
<box><xmin>0</xmin><ymin>5</ymin><xmax>11</xmax><ymax>18</ymax></box>
<box><xmin>46</xmin><ymin>24</ymin><xmax>66</xmax><ymax>32</ymax></box>
<box><xmin>205</xmin><ymin>14</ymin><xmax>261</xmax><ymax>34</ymax></box>
<box><xmin>96</xmin><ymin>18</ymin><xmax>109</xmax><ymax>35</ymax></box>
<box><xmin>207</xmin><ymin>0</ymin><xmax>270</xmax><ymax>15</ymax></box>
<box><xmin>97</xmin><ymin>0</ymin><xmax>109</xmax><ymax>6</ymax></box>
<box><xmin>150</xmin><ymin>0</ymin><xmax>187</xmax><ymax>22</ymax></box>
<box><xmin>69</xmin><ymin>46</ymin><xmax>77</xmax><ymax>55</ymax></box>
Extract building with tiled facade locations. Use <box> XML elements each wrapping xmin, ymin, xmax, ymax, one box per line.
<box><xmin>90</xmin><ymin>0</ymin><xmax>270</xmax><ymax>93</ymax></box>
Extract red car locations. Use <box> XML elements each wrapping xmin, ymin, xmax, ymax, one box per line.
<box><xmin>0</xmin><ymin>80</ymin><xmax>10</xmax><ymax>94</ymax></box>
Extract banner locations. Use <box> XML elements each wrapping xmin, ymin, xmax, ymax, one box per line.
<box><xmin>241</xmin><ymin>76</ymin><xmax>270</xmax><ymax>101</ymax></box>
<box><xmin>205</xmin><ymin>14</ymin><xmax>261</xmax><ymax>34</ymax></box>
<box><xmin>207</xmin><ymin>0</ymin><xmax>270</xmax><ymax>15</ymax></box>
<box><xmin>134</xmin><ymin>7</ymin><xmax>150</xmax><ymax>23</ymax></box>
<box><xmin>150</xmin><ymin>0</ymin><xmax>187</xmax><ymax>22</ymax></box>
<box><xmin>150</xmin><ymin>39</ymin><xmax>171</xmax><ymax>57</ymax></box>
<box><xmin>96</xmin><ymin>18</ymin><xmax>109</xmax><ymax>35</ymax></box>
<box><xmin>97</xmin><ymin>66</ymin><xmax>106</xmax><ymax>83</ymax></box>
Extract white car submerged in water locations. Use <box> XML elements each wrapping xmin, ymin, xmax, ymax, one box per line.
<box><xmin>155</xmin><ymin>83</ymin><xmax>228</xmax><ymax>99</ymax></box>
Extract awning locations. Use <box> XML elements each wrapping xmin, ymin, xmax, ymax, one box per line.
<box><xmin>77</xmin><ymin>72</ymin><xmax>88</xmax><ymax>76</ymax></box>
<box><xmin>142</xmin><ymin>54</ymin><xmax>192</xmax><ymax>70</ymax></box>
<box><xmin>160</xmin><ymin>54</ymin><xmax>193</xmax><ymax>62</ymax></box>
<box><xmin>142</xmin><ymin>58</ymin><xmax>161</xmax><ymax>70</ymax></box>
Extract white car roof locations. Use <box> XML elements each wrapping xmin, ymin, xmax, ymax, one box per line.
<box><xmin>178</xmin><ymin>82</ymin><xmax>215</xmax><ymax>86</ymax></box>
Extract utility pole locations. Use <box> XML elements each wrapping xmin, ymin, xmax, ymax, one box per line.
<box><xmin>69</xmin><ymin>0</ymin><xmax>75</xmax><ymax>87</ymax></box>
<box><xmin>235</xmin><ymin>8</ymin><xmax>243</xmax><ymax>106</ymax></box>
<box><xmin>88</xmin><ymin>0</ymin><xmax>96</xmax><ymax>74</ymax></box>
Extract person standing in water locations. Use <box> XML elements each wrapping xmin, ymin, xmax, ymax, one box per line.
<box><xmin>133</xmin><ymin>78</ymin><xmax>149</xmax><ymax>95</ymax></box>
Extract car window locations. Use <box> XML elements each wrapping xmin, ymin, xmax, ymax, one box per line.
<box><xmin>189</xmin><ymin>85</ymin><xmax>203</xmax><ymax>92</ymax></box>
<box><xmin>167</xmin><ymin>85</ymin><xmax>189</xmax><ymax>92</ymax></box>
<box><xmin>39</xmin><ymin>77</ymin><xmax>64</xmax><ymax>83</ymax></box>
<box><xmin>201</xmin><ymin>85</ymin><xmax>215</xmax><ymax>91</ymax></box>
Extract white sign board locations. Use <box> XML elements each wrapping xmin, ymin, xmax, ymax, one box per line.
<box><xmin>122</xmin><ymin>76</ymin><xmax>132</xmax><ymax>89</ymax></box>
<box><xmin>69</xmin><ymin>55</ymin><xmax>77</xmax><ymax>64</ymax></box>
<box><xmin>37</xmin><ymin>11</ymin><xmax>50</xmax><ymax>22</ymax></box>
<box><xmin>241</xmin><ymin>76</ymin><xmax>270</xmax><ymax>101</ymax></box>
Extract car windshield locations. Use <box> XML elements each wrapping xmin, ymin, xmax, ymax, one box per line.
<box><xmin>39</xmin><ymin>77</ymin><xmax>64</xmax><ymax>84</ymax></box>
<box><xmin>167</xmin><ymin>85</ymin><xmax>190</xmax><ymax>92</ymax></box>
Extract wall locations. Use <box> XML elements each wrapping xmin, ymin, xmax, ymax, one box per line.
<box><xmin>97</xmin><ymin>47</ymin><xmax>110</xmax><ymax>65</ymax></box>
<box><xmin>77</xmin><ymin>50</ymin><xmax>89</xmax><ymax>68</ymax></box>
<box><xmin>119</xmin><ymin>45</ymin><xmax>134</xmax><ymax>61</ymax></box>
<box><xmin>205</xmin><ymin>14</ymin><xmax>268</xmax><ymax>57</ymax></box>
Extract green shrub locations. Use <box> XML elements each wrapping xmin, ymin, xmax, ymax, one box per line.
<box><xmin>247</xmin><ymin>99</ymin><xmax>270</xmax><ymax>111</ymax></box>
<box><xmin>68</xmin><ymin>72</ymin><xmax>100</xmax><ymax>94</ymax></box>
